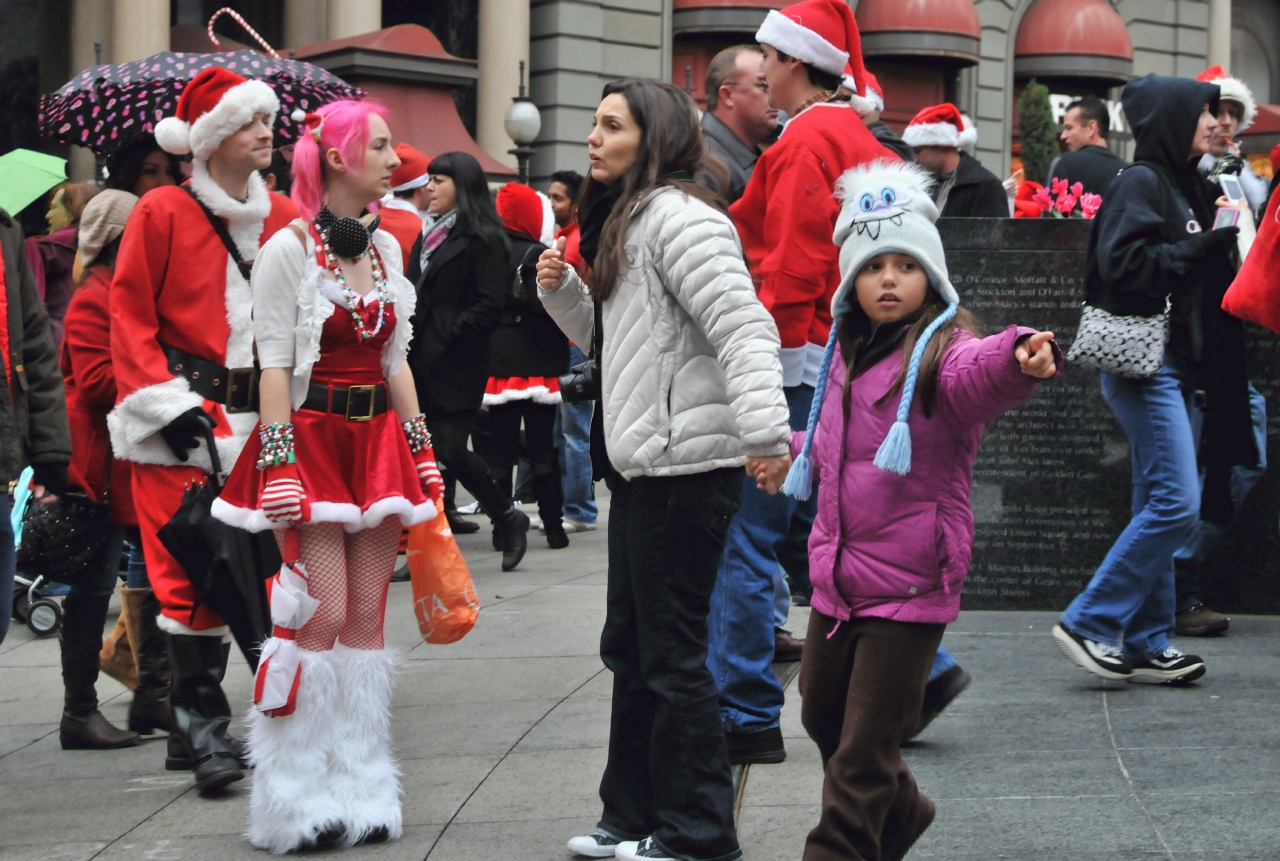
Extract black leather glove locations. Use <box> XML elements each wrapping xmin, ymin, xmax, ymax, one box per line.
<box><xmin>1186</xmin><ymin>225</ymin><xmax>1240</xmax><ymax>259</ymax></box>
<box><xmin>160</xmin><ymin>407</ymin><xmax>216</xmax><ymax>462</ymax></box>
<box><xmin>30</xmin><ymin>462</ymin><xmax>68</xmax><ymax>497</ymax></box>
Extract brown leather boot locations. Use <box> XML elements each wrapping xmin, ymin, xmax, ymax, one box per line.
<box><xmin>1175</xmin><ymin>604</ymin><xmax>1230</xmax><ymax>637</ymax></box>
<box><xmin>99</xmin><ymin>589</ymin><xmax>138</xmax><ymax>691</ymax></box>
<box><xmin>61</xmin><ymin>593</ymin><xmax>140</xmax><ymax>750</ymax></box>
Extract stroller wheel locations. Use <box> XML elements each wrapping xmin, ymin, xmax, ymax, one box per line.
<box><xmin>26</xmin><ymin>599</ymin><xmax>61</xmax><ymax>637</ymax></box>
<box><xmin>12</xmin><ymin>591</ymin><xmax>30</xmax><ymax>622</ymax></box>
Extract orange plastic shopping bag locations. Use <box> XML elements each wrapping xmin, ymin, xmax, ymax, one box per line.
<box><xmin>407</xmin><ymin>500</ymin><xmax>480</xmax><ymax>643</ymax></box>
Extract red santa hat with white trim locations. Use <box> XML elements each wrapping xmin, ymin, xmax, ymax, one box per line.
<box><xmin>154</xmin><ymin>67</ymin><xmax>280</xmax><ymax>161</ymax></box>
<box><xmin>902</xmin><ymin>103</ymin><xmax>966</xmax><ymax>149</ymax></box>
<box><xmin>756</xmin><ymin>0</ymin><xmax>877</xmax><ymax>116</ymax></box>
<box><xmin>1197</xmin><ymin>65</ymin><xmax>1257</xmax><ymax>132</ymax></box>
<box><xmin>391</xmin><ymin>143</ymin><xmax>432</xmax><ymax>192</ymax></box>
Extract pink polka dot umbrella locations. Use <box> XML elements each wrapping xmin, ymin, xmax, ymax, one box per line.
<box><xmin>39</xmin><ymin>50</ymin><xmax>362</xmax><ymax>157</ymax></box>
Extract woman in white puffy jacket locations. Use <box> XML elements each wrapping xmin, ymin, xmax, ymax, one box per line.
<box><xmin>537</xmin><ymin>79</ymin><xmax>791</xmax><ymax>861</ymax></box>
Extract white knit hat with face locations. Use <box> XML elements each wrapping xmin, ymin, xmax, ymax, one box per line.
<box><xmin>782</xmin><ymin>160</ymin><xmax>960</xmax><ymax>496</ymax></box>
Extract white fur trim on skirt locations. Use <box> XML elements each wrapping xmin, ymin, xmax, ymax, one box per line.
<box><xmin>211</xmin><ymin>494</ymin><xmax>436</xmax><ymax>534</ymax></box>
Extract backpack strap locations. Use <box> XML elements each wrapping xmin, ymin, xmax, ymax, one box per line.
<box><xmin>182</xmin><ymin>186</ymin><xmax>253</xmax><ymax>280</ymax></box>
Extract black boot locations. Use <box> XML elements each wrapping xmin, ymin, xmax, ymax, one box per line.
<box><xmin>124</xmin><ymin>588</ymin><xmax>171</xmax><ymax>734</ymax></box>
<box><xmin>494</xmin><ymin>507</ymin><xmax>531</xmax><ymax>571</ymax></box>
<box><xmin>59</xmin><ymin>593</ymin><xmax>140</xmax><ymax>750</ymax></box>
<box><xmin>443</xmin><ymin>473</ymin><xmax>480</xmax><ymax>534</ymax></box>
<box><xmin>165</xmin><ymin>633</ymin><xmax>243</xmax><ymax>793</ymax></box>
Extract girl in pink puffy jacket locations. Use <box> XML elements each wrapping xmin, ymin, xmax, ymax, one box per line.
<box><xmin>773</xmin><ymin>161</ymin><xmax>1059</xmax><ymax>860</ymax></box>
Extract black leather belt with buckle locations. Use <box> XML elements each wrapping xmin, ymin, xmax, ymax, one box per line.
<box><xmin>300</xmin><ymin>382</ymin><xmax>389</xmax><ymax>422</ymax></box>
<box><xmin>162</xmin><ymin>343</ymin><xmax>259</xmax><ymax>413</ymax></box>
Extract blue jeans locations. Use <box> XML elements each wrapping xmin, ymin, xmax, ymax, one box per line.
<box><xmin>0</xmin><ymin>494</ymin><xmax>13</xmax><ymax>644</ymax></box>
<box><xmin>1061</xmin><ymin>359</ymin><xmax>1199</xmax><ymax>659</ymax></box>
<box><xmin>1173</xmin><ymin>383</ymin><xmax>1267</xmax><ymax>611</ymax></box>
<box><xmin>125</xmin><ymin>541</ymin><xmax>150</xmax><ymax>589</ymax></box>
<box><xmin>559</xmin><ymin>344</ymin><xmax>597</xmax><ymax>524</ymax></box>
<box><xmin>707</xmin><ymin>385</ymin><xmax>814</xmax><ymax>734</ymax></box>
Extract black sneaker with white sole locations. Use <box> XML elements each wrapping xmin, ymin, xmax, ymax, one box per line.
<box><xmin>616</xmin><ymin>837</ymin><xmax>675</xmax><ymax>861</ymax></box>
<box><xmin>1129</xmin><ymin>647</ymin><xmax>1205</xmax><ymax>685</ymax></box>
<box><xmin>1052</xmin><ymin>623</ymin><xmax>1133</xmax><ymax>680</ymax></box>
<box><xmin>567</xmin><ymin>830</ymin><xmax>622</xmax><ymax>858</ymax></box>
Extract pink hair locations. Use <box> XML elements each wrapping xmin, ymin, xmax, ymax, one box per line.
<box><xmin>290</xmin><ymin>98</ymin><xmax>391</xmax><ymax>221</ymax></box>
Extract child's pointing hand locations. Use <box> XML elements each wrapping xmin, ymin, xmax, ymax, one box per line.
<box><xmin>1015</xmin><ymin>331</ymin><xmax>1057</xmax><ymax>379</ymax></box>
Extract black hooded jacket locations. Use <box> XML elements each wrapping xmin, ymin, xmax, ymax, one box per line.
<box><xmin>1083</xmin><ymin>73</ymin><xmax>1254</xmax><ymax>521</ymax></box>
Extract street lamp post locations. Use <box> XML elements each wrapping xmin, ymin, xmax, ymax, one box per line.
<box><xmin>503</xmin><ymin>60</ymin><xmax>541</xmax><ymax>185</ymax></box>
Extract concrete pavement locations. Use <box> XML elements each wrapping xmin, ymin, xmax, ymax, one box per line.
<box><xmin>2</xmin><ymin>491</ymin><xmax>1278</xmax><ymax>860</ymax></box>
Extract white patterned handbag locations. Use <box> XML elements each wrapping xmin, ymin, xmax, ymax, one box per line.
<box><xmin>1066</xmin><ymin>300</ymin><xmax>1169</xmax><ymax>380</ymax></box>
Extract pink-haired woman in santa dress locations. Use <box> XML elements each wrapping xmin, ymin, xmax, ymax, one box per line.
<box><xmin>212</xmin><ymin>99</ymin><xmax>442</xmax><ymax>854</ymax></box>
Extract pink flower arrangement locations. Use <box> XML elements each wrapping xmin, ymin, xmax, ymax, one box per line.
<box><xmin>1036</xmin><ymin>177</ymin><xmax>1099</xmax><ymax>219</ymax></box>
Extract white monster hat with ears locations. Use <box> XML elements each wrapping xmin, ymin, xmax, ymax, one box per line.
<box><xmin>782</xmin><ymin>160</ymin><xmax>960</xmax><ymax>495</ymax></box>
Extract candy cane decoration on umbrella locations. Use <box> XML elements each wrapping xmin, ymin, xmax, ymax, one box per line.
<box><xmin>254</xmin><ymin>529</ymin><xmax>319</xmax><ymax>717</ymax></box>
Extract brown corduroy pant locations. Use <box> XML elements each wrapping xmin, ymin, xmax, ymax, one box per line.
<box><xmin>799</xmin><ymin>611</ymin><xmax>945</xmax><ymax>861</ymax></box>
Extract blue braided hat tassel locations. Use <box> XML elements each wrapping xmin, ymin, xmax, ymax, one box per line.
<box><xmin>873</xmin><ymin>302</ymin><xmax>959</xmax><ymax>476</ymax></box>
<box><xmin>781</xmin><ymin>324</ymin><xmax>840</xmax><ymax>500</ymax></box>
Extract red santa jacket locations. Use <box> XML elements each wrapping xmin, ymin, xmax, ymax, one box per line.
<box><xmin>730</xmin><ymin>103</ymin><xmax>898</xmax><ymax>387</ymax></box>
<box><xmin>108</xmin><ymin>167</ymin><xmax>296</xmax><ymax>471</ymax></box>
<box><xmin>378</xmin><ymin>203</ymin><xmax>423</xmax><ymax>270</ymax></box>
<box><xmin>60</xmin><ymin>265</ymin><xmax>135</xmax><ymax>524</ymax></box>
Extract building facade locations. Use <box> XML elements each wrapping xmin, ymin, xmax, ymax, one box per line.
<box><xmin>2</xmin><ymin>0</ymin><xmax>1279</xmax><ymax>188</ymax></box>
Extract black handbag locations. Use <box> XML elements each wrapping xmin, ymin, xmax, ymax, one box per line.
<box><xmin>16</xmin><ymin>460</ymin><xmax>115</xmax><ymax>588</ymax></box>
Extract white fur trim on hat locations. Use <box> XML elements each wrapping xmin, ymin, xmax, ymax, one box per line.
<box><xmin>1214</xmin><ymin>75</ymin><xmax>1258</xmax><ymax>132</ymax></box>
<box><xmin>902</xmin><ymin>121</ymin><xmax>960</xmax><ymax>149</ymax></box>
<box><xmin>188</xmin><ymin>79</ymin><xmax>280</xmax><ymax>161</ymax></box>
<box><xmin>832</xmin><ymin>160</ymin><xmax>959</xmax><ymax>312</ymax></box>
<box><xmin>756</xmin><ymin>9</ymin><xmax>849</xmax><ymax>76</ymax></box>
<box><xmin>154</xmin><ymin>116</ymin><xmax>192</xmax><ymax>155</ymax></box>
<box><xmin>959</xmin><ymin>114</ymin><xmax>978</xmax><ymax>152</ymax></box>
<box><xmin>390</xmin><ymin>173</ymin><xmax>430</xmax><ymax>193</ymax></box>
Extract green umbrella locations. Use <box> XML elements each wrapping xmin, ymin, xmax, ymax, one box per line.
<box><xmin>0</xmin><ymin>149</ymin><xmax>68</xmax><ymax>216</ymax></box>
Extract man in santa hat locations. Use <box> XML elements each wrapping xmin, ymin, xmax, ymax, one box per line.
<box><xmin>1197</xmin><ymin>65</ymin><xmax>1269</xmax><ymax>212</ymax></box>
<box><xmin>712</xmin><ymin>0</ymin><xmax>896</xmax><ymax>768</ymax></box>
<box><xmin>381</xmin><ymin>142</ymin><xmax>433</xmax><ymax>264</ymax></box>
<box><xmin>904</xmin><ymin>102</ymin><xmax>1007</xmax><ymax>217</ymax></box>
<box><xmin>109</xmin><ymin>66</ymin><xmax>297</xmax><ymax>794</ymax></box>
<box><xmin>1172</xmin><ymin>64</ymin><xmax>1270</xmax><ymax>639</ymax></box>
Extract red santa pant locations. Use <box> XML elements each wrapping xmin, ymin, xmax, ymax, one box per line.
<box><xmin>132</xmin><ymin>462</ymin><xmax>227</xmax><ymax>631</ymax></box>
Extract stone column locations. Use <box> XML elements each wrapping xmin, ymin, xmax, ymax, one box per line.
<box><xmin>111</xmin><ymin>0</ymin><xmax>169</xmax><ymax>63</ymax></box>
<box><xmin>68</xmin><ymin>0</ymin><xmax>113</xmax><ymax>181</ymax></box>
<box><xmin>285</xmin><ymin>0</ymin><xmax>328</xmax><ymax>48</ymax></box>
<box><xmin>1207</xmin><ymin>0</ymin><xmax>1231</xmax><ymax>72</ymax></box>
<box><xmin>326</xmin><ymin>0</ymin><xmax>379</xmax><ymax>40</ymax></box>
<box><xmin>476</xmin><ymin>0</ymin><xmax>530</xmax><ymax>170</ymax></box>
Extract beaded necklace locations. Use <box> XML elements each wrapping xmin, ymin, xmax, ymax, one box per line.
<box><xmin>313</xmin><ymin>216</ymin><xmax>391</xmax><ymax>341</ymax></box>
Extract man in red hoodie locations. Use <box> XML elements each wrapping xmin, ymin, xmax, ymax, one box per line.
<box><xmin>710</xmin><ymin>0</ymin><xmax>906</xmax><ymax>766</ymax></box>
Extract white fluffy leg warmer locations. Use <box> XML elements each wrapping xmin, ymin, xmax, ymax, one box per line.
<box><xmin>245</xmin><ymin>648</ymin><xmax>346</xmax><ymax>854</ymax></box>
<box><xmin>329</xmin><ymin>643</ymin><xmax>403</xmax><ymax>845</ymax></box>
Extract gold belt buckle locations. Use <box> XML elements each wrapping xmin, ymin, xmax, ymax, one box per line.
<box><xmin>345</xmin><ymin>385</ymin><xmax>377</xmax><ymax>422</ymax></box>
<box><xmin>224</xmin><ymin>367</ymin><xmax>258</xmax><ymax>414</ymax></box>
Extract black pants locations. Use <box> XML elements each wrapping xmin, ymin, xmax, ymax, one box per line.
<box><xmin>426</xmin><ymin>410</ymin><xmax>512</xmax><ymax>521</ymax></box>
<box><xmin>599</xmin><ymin>467</ymin><xmax>743</xmax><ymax>861</ymax></box>
<box><xmin>485</xmin><ymin>402</ymin><xmax>564</xmax><ymax>533</ymax></box>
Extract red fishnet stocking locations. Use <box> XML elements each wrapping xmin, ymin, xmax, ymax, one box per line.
<box><xmin>277</xmin><ymin>517</ymin><xmax>401</xmax><ymax>652</ymax></box>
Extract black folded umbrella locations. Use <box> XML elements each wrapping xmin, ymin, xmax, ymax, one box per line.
<box><xmin>158</xmin><ymin>418</ymin><xmax>279</xmax><ymax>671</ymax></box>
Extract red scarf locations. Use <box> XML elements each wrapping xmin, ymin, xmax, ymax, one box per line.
<box><xmin>0</xmin><ymin>248</ymin><xmax>10</xmax><ymax>390</ymax></box>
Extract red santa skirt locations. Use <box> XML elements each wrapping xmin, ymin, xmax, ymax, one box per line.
<box><xmin>482</xmin><ymin>376</ymin><xmax>562</xmax><ymax>406</ymax></box>
<box><xmin>212</xmin><ymin>296</ymin><xmax>435</xmax><ymax>533</ymax></box>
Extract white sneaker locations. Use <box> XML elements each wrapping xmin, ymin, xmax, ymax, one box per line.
<box><xmin>616</xmin><ymin>837</ymin><xmax>674</xmax><ymax>860</ymax></box>
<box><xmin>456</xmin><ymin>501</ymin><xmax>481</xmax><ymax>515</ymax></box>
<box><xmin>564</xmin><ymin>518</ymin><xmax>598</xmax><ymax>533</ymax></box>
<box><xmin>568</xmin><ymin>830</ymin><xmax>622</xmax><ymax>858</ymax></box>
